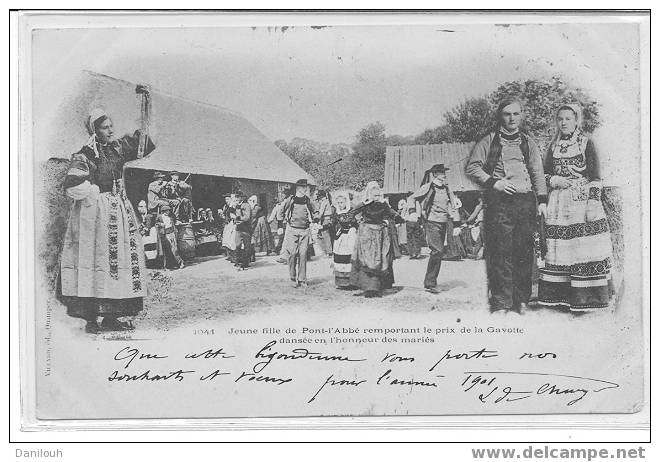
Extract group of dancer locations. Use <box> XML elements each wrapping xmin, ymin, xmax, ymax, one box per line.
<box><xmin>57</xmin><ymin>86</ymin><xmax>615</xmax><ymax>333</ymax></box>
<box><xmin>276</xmin><ymin>171</ymin><xmax>461</xmax><ymax>298</ymax></box>
<box><xmin>218</xmin><ymin>191</ymin><xmax>275</xmax><ymax>270</ymax></box>
<box><xmin>263</xmin><ymin>96</ymin><xmax>616</xmax><ymax>313</ymax></box>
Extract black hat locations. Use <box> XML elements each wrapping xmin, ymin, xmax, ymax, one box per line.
<box><xmin>160</xmin><ymin>204</ymin><xmax>171</xmax><ymax>212</ymax></box>
<box><xmin>222</xmin><ymin>192</ymin><xmax>232</xmax><ymax>198</ymax></box>
<box><xmin>170</xmin><ymin>170</ymin><xmax>181</xmax><ymax>177</ymax></box>
<box><xmin>427</xmin><ymin>163</ymin><xmax>449</xmax><ymax>173</ymax></box>
<box><xmin>235</xmin><ymin>189</ymin><xmax>246</xmax><ymax>198</ymax></box>
<box><xmin>295</xmin><ymin>178</ymin><xmax>309</xmax><ymax>187</ymax></box>
<box><xmin>153</xmin><ymin>171</ymin><xmax>165</xmax><ymax>180</ymax></box>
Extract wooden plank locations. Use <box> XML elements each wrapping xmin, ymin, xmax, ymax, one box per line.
<box><xmin>384</xmin><ymin>147</ymin><xmax>395</xmax><ymax>192</ymax></box>
<box><xmin>384</xmin><ymin>142</ymin><xmax>482</xmax><ymax>194</ymax></box>
<box><xmin>396</xmin><ymin>147</ymin><xmax>402</xmax><ymax>192</ymax></box>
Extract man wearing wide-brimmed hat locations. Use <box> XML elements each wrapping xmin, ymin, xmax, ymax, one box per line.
<box><xmin>281</xmin><ymin>179</ymin><xmax>316</xmax><ymax>288</ymax></box>
<box><xmin>412</xmin><ymin>163</ymin><xmax>461</xmax><ymax>294</ymax></box>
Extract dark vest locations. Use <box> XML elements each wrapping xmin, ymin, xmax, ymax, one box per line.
<box><xmin>284</xmin><ymin>196</ymin><xmax>315</xmax><ymax>226</ymax></box>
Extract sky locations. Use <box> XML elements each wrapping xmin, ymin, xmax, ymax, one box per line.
<box><xmin>30</xmin><ymin>17</ymin><xmax>643</xmax><ymax>183</ymax></box>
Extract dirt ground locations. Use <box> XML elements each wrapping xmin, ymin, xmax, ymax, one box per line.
<box><xmin>137</xmin><ymin>249</ymin><xmax>489</xmax><ymax>331</ymax></box>
<box><xmin>136</xmin><ymin>247</ymin><xmax>621</xmax><ymax>332</ymax></box>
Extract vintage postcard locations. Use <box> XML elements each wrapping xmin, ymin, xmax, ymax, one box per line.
<box><xmin>18</xmin><ymin>11</ymin><xmax>649</xmax><ymax>425</ymax></box>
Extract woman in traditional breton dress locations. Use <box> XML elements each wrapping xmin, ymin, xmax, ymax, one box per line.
<box><xmin>59</xmin><ymin>92</ymin><xmax>154</xmax><ymax>333</ymax></box>
<box><xmin>221</xmin><ymin>194</ymin><xmax>237</xmax><ymax>262</ymax></box>
<box><xmin>386</xmin><ymin>198</ymin><xmax>402</xmax><ymax>259</ymax></box>
<box><xmin>460</xmin><ymin>197</ymin><xmax>485</xmax><ymax>260</ymax></box>
<box><xmin>405</xmin><ymin>195</ymin><xmax>424</xmax><ymax>259</ymax></box>
<box><xmin>538</xmin><ymin>103</ymin><xmax>614</xmax><ymax>312</ymax></box>
<box><xmin>316</xmin><ymin>190</ymin><xmax>335</xmax><ymax>257</ymax></box>
<box><xmin>396</xmin><ymin>199</ymin><xmax>409</xmax><ymax>256</ymax></box>
<box><xmin>350</xmin><ymin>182</ymin><xmax>404</xmax><ymax>297</ymax></box>
<box><xmin>249</xmin><ymin>195</ymin><xmax>274</xmax><ymax>255</ymax></box>
<box><xmin>331</xmin><ymin>191</ymin><xmax>357</xmax><ymax>289</ymax></box>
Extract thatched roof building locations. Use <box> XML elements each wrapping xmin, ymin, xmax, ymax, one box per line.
<box><xmin>46</xmin><ymin>70</ymin><xmax>315</xmax><ymax>212</ymax></box>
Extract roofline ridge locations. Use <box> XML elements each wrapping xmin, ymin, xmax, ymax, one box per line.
<box><xmin>82</xmin><ymin>69</ymin><xmax>244</xmax><ymax>118</ymax></box>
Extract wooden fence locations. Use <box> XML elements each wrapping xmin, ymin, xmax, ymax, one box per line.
<box><xmin>383</xmin><ymin>143</ymin><xmax>480</xmax><ymax>194</ymax></box>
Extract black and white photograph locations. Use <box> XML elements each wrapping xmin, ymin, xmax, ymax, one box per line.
<box><xmin>16</xmin><ymin>11</ymin><xmax>648</xmax><ymax>426</ymax></box>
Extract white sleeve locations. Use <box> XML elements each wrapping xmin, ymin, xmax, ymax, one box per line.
<box><xmin>65</xmin><ymin>180</ymin><xmax>99</xmax><ymax>202</ymax></box>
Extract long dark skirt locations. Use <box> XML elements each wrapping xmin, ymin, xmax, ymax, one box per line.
<box><xmin>64</xmin><ymin>297</ymin><xmax>144</xmax><ymax>321</ymax></box>
<box><xmin>461</xmin><ymin>224</ymin><xmax>484</xmax><ymax>259</ymax></box>
<box><xmin>444</xmin><ymin>221</ymin><xmax>466</xmax><ymax>261</ymax></box>
<box><xmin>388</xmin><ymin>220</ymin><xmax>402</xmax><ymax>259</ymax></box>
<box><xmin>252</xmin><ymin>216</ymin><xmax>274</xmax><ymax>254</ymax></box>
<box><xmin>350</xmin><ymin>223</ymin><xmax>394</xmax><ymax>293</ymax></box>
<box><xmin>57</xmin><ymin>267</ymin><xmax>143</xmax><ymax>322</ymax></box>
<box><xmin>235</xmin><ymin>230</ymin><xmax>252</xmax><ymax>268</ymax></box>
<box><xmin>406</xmin><ymin>221</ymin><xmax>424</xmax><ymax>257</ymax></box>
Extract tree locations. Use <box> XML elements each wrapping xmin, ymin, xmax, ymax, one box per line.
<box><xmin>277</xmin><ymin>75</ymin><xmax>602</xmax><ymax>191</ymax></box>
<box><xmin>386</xmin><ymin>134</ymin><xmax>416</xmax><ymax>146</ymax></box>
<box><xmin>349</xmin><ymin>121</ymin><xmax>388</xmax><ymax>189</ymax></box>
<box><xmin>275</xmin><ymin>138</ymin><xmax>358</xmax><ymax>190</ymax></box>
<box><xmin>489</xmin><ymin>76</ymin><xmax>601</xmax><ymax>146</ymax></box>
<box><xmin>414</xmin><ymin>125</ymin><xmax>453</xmax><ymax>145</ymax></box>
<box><xmin>353</xmin><ymin>121</ymin><xmax>387</xmax><ymax>163</ymax></box>
<box><xmin>413</xmin><ymin>76</ymin><xmax>602</xmax><ymax>146</ymax></box>
<box><xmin>443</xmin><ymin>97</ymin><xmax>493</xmax><ymax>142</ymax></box>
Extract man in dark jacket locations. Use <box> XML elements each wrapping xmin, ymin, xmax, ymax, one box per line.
<box><xmin>465</xmin><ymin>96</ymin><xmax>547</xmax><ymax>315</ymax></box>
<box><xmin>281</xmin><ymin>179</ymin><xmax>316</xmax><ymax>288</ymax></box>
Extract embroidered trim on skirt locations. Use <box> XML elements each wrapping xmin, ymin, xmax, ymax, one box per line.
<box><xmin>538</xmin><ymin>184</ymin><xmax>614</xmax><ymax>311</ymax></box>
<box><xmin>333</xmin><ymin>228</ymin><xmax>356</xmax><ymax>287</ymax></box>
<box><xmin>60</xmin><ymin>191</ymin><xmax>147</xmax><ymax>319</ymax></box>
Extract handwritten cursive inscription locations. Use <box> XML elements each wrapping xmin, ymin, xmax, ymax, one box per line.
<box><xmin>253</xmin><ymin>340</ymin><xmax>367</xmax><ymax>373</ymax></box>
<box><xmin>308</xmin><ymin>374</ymin><xmax>367</xmax><ymax>403</ymax></box>
<box><xmin>429</xmin><ymin>348</ymin><xmax>498</xmax><ymax>372</ymax></box>
<box><xmin>104</xmin><ymin>343</ymin><xmax>620</xmax><ymax>410</ymax></box>
<box><xmin>185</xmin><ymin>348</ymin><xmax>235</xmax><ymax>360</ymax></box>
<box><xmin>462</xmin><ymin>371</ymin><xmax>619</xmax><ymax>406</ymax></box>
<box><xmin>113</xmin><ymin>346</ymin><xmax>168</xmax><ymax>369</ymax></box>
<box><xmin>108</xmin><ymin>369</ymin><xmax>194</xmax><ymax>382</ymax></box>
<box><xmin>376</xmin><ymin>369</ymin><xmax>441</xmax><ymax>388</ymax></box>
<box><xmin>381</xmin><ymin>352</ymin><xmax>415</xmax><ymax>363</ymax></box>
<box><xmin>235</xmin><ymin>370</ymin><xmax>292</xmax><ymax>385</ymax></box>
